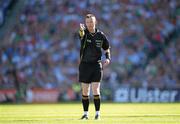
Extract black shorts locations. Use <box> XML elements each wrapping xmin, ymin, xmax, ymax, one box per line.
<box><xmin>79</xmin><ymin>62</ymin><xmax>103</xmax><ymax>83</ymax></box>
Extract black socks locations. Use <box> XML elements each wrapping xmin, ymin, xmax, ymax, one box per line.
<box><xmin>82</xmin><ymin>95</ymin><xmax>101</xmax><ymax>113</ymax></box>
<box><xmin>82</xmin><ymin>95</ymin><xmax>89</xmax><ymax>111</ymax></box>
<box><xmin>93</xmin><ymin>95</ymin><xmax>100</xmax><ymax>111</ymax></box>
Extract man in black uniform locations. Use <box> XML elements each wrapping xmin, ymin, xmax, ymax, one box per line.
<box><xmin>79</xmin><ymin>14</ymin><xmax>111</xmax><ymax>120</ymax></box>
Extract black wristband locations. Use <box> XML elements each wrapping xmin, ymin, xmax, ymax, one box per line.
<box><xmin>105</xmin><ymin>52</ymin><xmax>111</xmax><ymax>60</ymax></box>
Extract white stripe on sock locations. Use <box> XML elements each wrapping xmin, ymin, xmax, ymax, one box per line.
<box><xmin>84</xmin><ymin>111</ymin><xmax>88</xmax><ymax>115</ymax></box>
<box><xmin>96</xmin><ymin>111</ymin><xmax>100</xmax><ymax>115</ymax></box>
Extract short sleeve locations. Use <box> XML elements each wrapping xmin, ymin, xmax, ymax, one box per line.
<box><xmin>102</xmin><ymin>33</ymin><xmax>110</xmax><ymax>50</ymax></box>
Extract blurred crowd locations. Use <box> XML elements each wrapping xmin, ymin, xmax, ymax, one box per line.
<box><xmin>0</xmin><ymin>0</ymin><xmax>180</xmax><ymax>100</ymax></box>
<box><xmin>0</xmin><ymin>0</ymin><xmax>15</xmax><ymax>26</ymax></box>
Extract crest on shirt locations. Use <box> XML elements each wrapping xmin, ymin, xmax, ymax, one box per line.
<box><xmin>95</xmin><ymin>40</ymin><xmax>102</xmax><ymax>47</ymax></box>
<box><xmin>87</xmin><ymin>39</ymin><xmax>91</xmax><ymax>43</ymax></box>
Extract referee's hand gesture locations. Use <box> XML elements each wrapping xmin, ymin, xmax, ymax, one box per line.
<box><xmin>79</xmin><ymin>23</ymin><xmax>85</xmax><ymax>38</ymax></box>
<box><xmin>80</xmin><ymin>23</ymin><xmax>85</xmax><ymax>31</ymax></box>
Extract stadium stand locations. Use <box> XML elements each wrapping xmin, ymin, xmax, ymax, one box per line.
<box><xmin>0</xmin><ymin>0</ymin><xmax>179</xmax><ymax>101</ymax></box>
<box><xmin>0</xmin><ymin>0</ymin><xmax>16</xmax><ymax>26</ymax></box>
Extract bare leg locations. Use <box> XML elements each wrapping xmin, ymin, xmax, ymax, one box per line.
<box><xmin>92</xmin><ymin>82</ymin><xmax>101</xmax><ymax>119</ymax></box>
<box><xmin>81</xmin><ymin>83</ymin><xmax>90</xmax><ymax>119</ymax></box>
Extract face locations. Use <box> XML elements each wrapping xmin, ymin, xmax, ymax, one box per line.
<box><xmin>85</xmin><ymin>17</ymin><xmax>96</xmax><ymax>32</ymax></box>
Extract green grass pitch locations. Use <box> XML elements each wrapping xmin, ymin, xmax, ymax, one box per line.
<box><xmin>0</xmin><ymin>103</ymin><xmax>180</xmax><ymax>124</ymax></box>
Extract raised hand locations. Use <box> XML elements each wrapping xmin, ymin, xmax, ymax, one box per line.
<box><xmin>80</xmin><ymin>23</ymin><xmax>85</xmax><ymax>31</ymax></box>
<box><xmin>79</xmin><ymin>23</ymin><xmax>85</xmax><ymax>38</ymax></box>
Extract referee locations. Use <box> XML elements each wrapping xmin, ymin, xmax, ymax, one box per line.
<box><xmin>78</xmin><ymin>14</ymin><xmax>111</xmax><ymax>120</ymax></box>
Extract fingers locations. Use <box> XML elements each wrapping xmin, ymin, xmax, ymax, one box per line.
<box><xmin>80</xmin><ymin>23</ymin><xmax>85</xmax><ymax>30</ymax></box>
<box><xmin>79</xmin><ymin>23</ymin><xmax>85</xmax><ymax>38</ymax></box>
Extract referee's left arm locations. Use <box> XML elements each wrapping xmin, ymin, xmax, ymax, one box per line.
<box><xmin>101</xmin><ymin>32</ymin><xmax>111</xmax><ymax>66</ymax></box>
<box><xmin>103</xmin><ymin>48</ymin><xmax>111</xmax><ymax>66</ymax></box>
<box><xmin>104</xmin><ymin>49</ymin><xmax>111</xmax><ymax>61</ymax></box>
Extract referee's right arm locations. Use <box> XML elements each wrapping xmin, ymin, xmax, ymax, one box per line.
<box><xmin>79</xmin><ymin>23</ymin><xmax>85</xmax><ymax>39</ymax></box>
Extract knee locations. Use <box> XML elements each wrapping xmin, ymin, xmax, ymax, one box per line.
<box><xmin>82</xmin><ymin>87</ymin><xmax>90</xmax><ymax>96</ymax></box>
<box><xmin>92</xmin><ymin>88</ymin><xmax>100</xmax><ymax>95</ymax></box>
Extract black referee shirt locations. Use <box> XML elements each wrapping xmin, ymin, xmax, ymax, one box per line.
<box><xmin>79</xmin><ymin>28</ymin><xmax>110</xmax><ymax>63</ymax></box>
